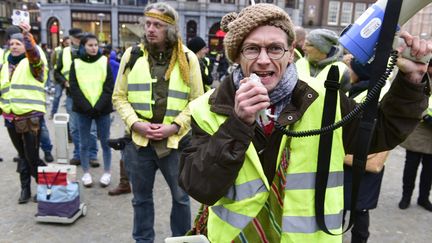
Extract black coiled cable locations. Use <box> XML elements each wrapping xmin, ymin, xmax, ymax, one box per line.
<box><xmin>274</xmin><ymin>51</ymin><xmax>398</xmax><ymax>137</ymax></box>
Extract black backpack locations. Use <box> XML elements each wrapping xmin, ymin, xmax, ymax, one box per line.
<box><xmin>123</xmin><ymin>45</ymin><xmax>143</xmax><ymax>74</ymax></box>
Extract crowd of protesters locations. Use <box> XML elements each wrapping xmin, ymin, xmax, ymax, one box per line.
<box><xmin>1</xmin><ymin>2</ymin><xmax>432</xmax><ymax>243</ymax></box>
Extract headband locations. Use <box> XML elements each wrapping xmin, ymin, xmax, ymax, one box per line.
<box><xmin>145</xmin><ymin>12</ymin><xmax>176</xmax><ymax>25</ymax></box>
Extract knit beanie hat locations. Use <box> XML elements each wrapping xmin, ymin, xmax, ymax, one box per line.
<box><xmin>69</xmin><ymin>28</ymin><xmax>83</xmax><ymax>38</ymax></box>
<box><xmin>187</xmin><ymin>36</ymin><xmax>207</xmax><ymax>54</ymax></box>
<box><xmin>306</xmin><ymin>29</ymin><xmax>339</xmax><ymax>54</ymax></box>
<box><xmin>10</xmin><ymin>33</ymin><xmax>24</xmax><ymax>43</ymax></box>
<box><xmin>6</xmin><ymin>26</ymin><xmax>21</xmax><ymax>40</ymax></box>
<box><xmin>221</xmin><ymin>3</ymin><xmax>295</xmax><ymax>63</ymax></box>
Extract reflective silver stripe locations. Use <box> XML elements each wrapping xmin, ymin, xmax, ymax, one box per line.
<box><xmin>11</xmin><ymin>84</ymin><xmax>45</xmax><ymax>93</ymax></box>
<box><xmin>285</xmin><ymin>171</ymin><xmax>343</xmax><ymax>190</ymax></box>
<box><xmin>10</xmin><ymin>98</ymin><xmax>45</xmax><ymax>106</ymax></box>
<box><xmin>131</xmin><ymin>103</ymin><xmax>151</xmax><ymax>111</ymax></box>
<box><xmin>165</xmin><ymin>109</ymin><xmax>181</xmax><ymax>117</ymax></box>
<box><xmin>0</xmin><ymin>98</ymin><xmax>9</xmax><ymax>104</ymax></box>
<box><xmin>212</xmin><ymin>205</ymin><xmax>253</xmax><ymax>229</ymax></box>
<box><xmin>168</xmin><ymin>90</ymin><xmax>188</xmax><ymax>99</ymax></box>
<box><xmin>128</xmin><ymin>83</ymin><xmax>151</xmax><ymax>91</ymax></box>
<box><xmin>282</xmin><ymin>211</ymin><xmax>343</xmax><ymax>233</ymax></box>
<box><xmin>225</xmin><ymin>179</ymin><xmax>267</xmax><ymax>201</ymax></box>
<box><xmin>1</xmin><ymin>87</ymin><xmax>10</xmax><ymax>93</ymax></box>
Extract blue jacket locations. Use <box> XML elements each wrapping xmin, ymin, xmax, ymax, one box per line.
<box><xmin>109</xmin><ymin>50</ymin><xmax>120</xmax><ymax>82</ymax></box>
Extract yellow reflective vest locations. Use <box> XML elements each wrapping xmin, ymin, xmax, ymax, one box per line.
<box><xmin>61</xmin><ymin>46</ymin><xmax>73</xmax><ymax>81</ymax></box>
<box><xmin>74</xmin><ymin>56</ymin><xmax>107</xmax><ymax>107</ymax></box>
<box><xmin>189</xmin><ymin>79</ymin><xmax>345</xmax><ymax>242</ymax></box>
<box><xmin>53</xmin><ymin>46</ymin><xmax>62</xmax><ymax>69</ymax></box>
<box><xmin>294</xmin><ymin>48</ymin><xmax>303</xmax><ymax>60</ymax></box>
<box><xmin>0</xmin><ymin>48</ymin><xmax>4</xmax><ymax>65</ymax></box>
<box><xmin>127</xmin><ymin>47</ymin><xmax>190</xmax><ymax>125</ymax></box>
<box><xmin>296</xmin><ymin>57</ymin><xmax>347</xmax><ymax>85</ymax></box>
<box><xmin>0</xmin><ymin>58</ymin><xmax>46</xmax><ymax>115</ymax></box>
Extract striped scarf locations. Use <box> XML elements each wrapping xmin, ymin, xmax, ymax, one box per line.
<box><xmin>233</xmin><ymin>64</ymin><xmax>298</xmax><ymax>120</ymax></box>
<box><xmin>232</xmin><ymin>148</ymin><xmax>290</xmax><ymax>242</ymax></box>
<box><xmin>187</xmin><ymin>148</ymin><xmax>290</xmax><ymax>242</ymax></box>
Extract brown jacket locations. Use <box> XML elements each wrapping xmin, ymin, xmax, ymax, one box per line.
<box><xmin>400</xmin><ymin>121</ymin><xmax>432</xmax><ymax>154</ymax></box>
<box><xmin>179</xmin><ymin>72</ymin><xmax>429</xmax><ymax>205</ymax></box>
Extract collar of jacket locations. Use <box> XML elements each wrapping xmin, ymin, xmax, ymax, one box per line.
<box><xmin>208</xmin><ymin>74</ymin><xmax>318</xmax><ymax>126</ymax></box>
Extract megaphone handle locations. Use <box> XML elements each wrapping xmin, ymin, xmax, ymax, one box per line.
<box><xmin>394</xmin><ymin>37</ymin><xmax>431</xmax><ymax>64</ymax></box>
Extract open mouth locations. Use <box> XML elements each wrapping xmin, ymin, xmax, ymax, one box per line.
<box><xmin>254</xmin><ymin>71</ymin><xmax>274</xmax><ymax>78</ymax></box>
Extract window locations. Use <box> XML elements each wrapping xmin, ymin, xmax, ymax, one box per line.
<box><xmin>224</xmin><ymin>0</ymin><xmax>236</xmax><ymax>3</ymax></box>
<box><xmin>210</xmin><ymin>0</ymin><xmax>221</xmax><ymax>2</ymax></box>
<box><xmin>354</xmin><ymin>3</ymin><xmax>367</xmax><ymax>21</ymax></box>
<box><xmin>285</xmin><ymin>0</ymin><xmax>296</xmax><ymax>8</ymax></box>
<box><xmin>250</xmin><ymin>0</ymin><xmax>274</xmax><ymax>3</ymax></box>
<box><xmin>186</xmin><ymin>20</ymin><xmax>197</xmax><ymax>43</ymax></box>
<box><xmin>120</xmin><ymin>0</ymin><xmax>136</xmax><ymax>5</ymax></box>
<box><xmin>340</xmin><ymin>2</ymin><xmax>353</xmax><ymax>26</ymax></box>
<box><xmin>327</xmin><ymin>1</ymin><xmax>340</xmax><ymax>26</ymax></box>
<box><xmin>137</xmin><ymin>0</ymin><xmax>149</xmax><ymax>6</ymax></box>
<box><xmin>119</xmin><ymin>13</ymin><xmax>142</xmax><ymax>48</ymax></box>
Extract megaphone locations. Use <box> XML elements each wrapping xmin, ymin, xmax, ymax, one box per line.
<box><xmin>339</xmin><ymin>0</ymin><xmax>432</xmax><ymax>64</ymax></box>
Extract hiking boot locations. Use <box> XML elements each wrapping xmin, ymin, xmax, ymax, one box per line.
<box><xmin>70</xmin><ymin>158</ymin><xmax>81</xmax><ymax>166</ymax></box>
<box><xmin>108</xmin><ymin>183</ymin><xmax>131</xmax><ymax>196</ymax></box>
<box><xmin>44</xmin><ymin>151</ymin><xmax>54</xmax><ymax>163</ymax></box>
<box><xmin>90</xmin><ymin>159</ymin><xmax>100</xmax><ymax>168</ymax></box>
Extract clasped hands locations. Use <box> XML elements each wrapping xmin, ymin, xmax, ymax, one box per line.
<box><xmin>132</xmin><ymin>121</ymin><xmax>179</xmax><ymax>140</ymax></box>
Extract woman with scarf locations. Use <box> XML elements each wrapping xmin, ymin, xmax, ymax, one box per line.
<box><xmin>69</xmin><ymin>34</ymin><xmax>113</xmax><ymax>187</ymax></box>
<box><xmin>0</xmin><ymin>23</ymin><xmax>47</xmax><ymax>204</ymax></box>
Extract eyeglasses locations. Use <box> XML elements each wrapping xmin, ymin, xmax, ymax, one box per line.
<box><xmin>241</xmin><ymin>44</ymin><xmax>289</xmax><ymax>60</ymax></box>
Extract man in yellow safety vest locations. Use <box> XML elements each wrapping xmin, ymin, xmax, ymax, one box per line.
<box><xmin>179</xmin><ymin>3</ymin><xmax>431</xmax><ymax>243</ymax></box>
<box><xmin>112</xmin><ymin>2</ymin><xmax>203</xmax><ymax>242</ymax></box>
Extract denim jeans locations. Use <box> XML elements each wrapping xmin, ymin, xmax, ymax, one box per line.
<box><xmin>77</xmin><ymin>113</ymin><xmax>111</xmax><ymax>173</ymax></box>
<box><xmin>39</xmin><ymin>117</ymin><xmax>53</xmax><ymax>153</ymax></box>
<box><xmin>50</xmin><ymin>83</ymin><xmax>64</xmax><ymax>116</ymax></box>
<box><xmin>65</xmin><ymin>96</ymin><xmax>98</xmax><ymax>160</ymax></box>
<box><xmin>124</xmin><ymin>144</ymin><xmax>191</xmax><ymax>242</ymax></box>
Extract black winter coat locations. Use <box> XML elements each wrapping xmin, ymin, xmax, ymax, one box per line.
<box><xmin>69</xmin><ymin>53</ymin><xmax>114</xmax><ymax>117</ymax></box>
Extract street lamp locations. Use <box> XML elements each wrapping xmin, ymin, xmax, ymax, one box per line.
<box><xmin>97</xmin><ymin>13</ymin><xmax>105</xmax><ymax>41</ymax></box>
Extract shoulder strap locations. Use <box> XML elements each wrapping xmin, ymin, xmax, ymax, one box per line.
<box><xmin>315</xmin><ymin>65</ymin><xmax>340</xmax><ymax>235</ymax></box>
<box><xmin>348</xmin><ymin>0</ymin><xmax>402</xmax><ymax>232</ymax></box>
<box><xmin>123</xmin><ymin>45</ymin><xmax>143</xmax><ymax>74</ymax></box>
<box><xmin>314</xmin><ymin>0</ymin><xmax>403</xmax><ymax>235</ymax></box>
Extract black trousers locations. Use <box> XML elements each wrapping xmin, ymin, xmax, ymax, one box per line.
<box><xmin>344</xmin><ymin>209</ymin><xmax>370</xmax><ymax>243</ymax></box>
<box><xmin>7</xmin><ymin>125</ymin><xmax>43</xmax><ymax>182</ymax></box>
<box><xmin>402</xmin><ymin>150</ymin><xmax>432</xmax><ymax>201</ymax></box>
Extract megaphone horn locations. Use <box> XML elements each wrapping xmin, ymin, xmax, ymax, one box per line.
<box><xmin>339</xmin><ymin>0</ymin><xmax>432</xmax><ymax>64</ymax></box>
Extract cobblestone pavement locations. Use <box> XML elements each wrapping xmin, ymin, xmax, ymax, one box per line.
<box><xmin>0</xmin><ymin>103</ymin><xmax>430</xmax><ymax>242</ymax></box>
